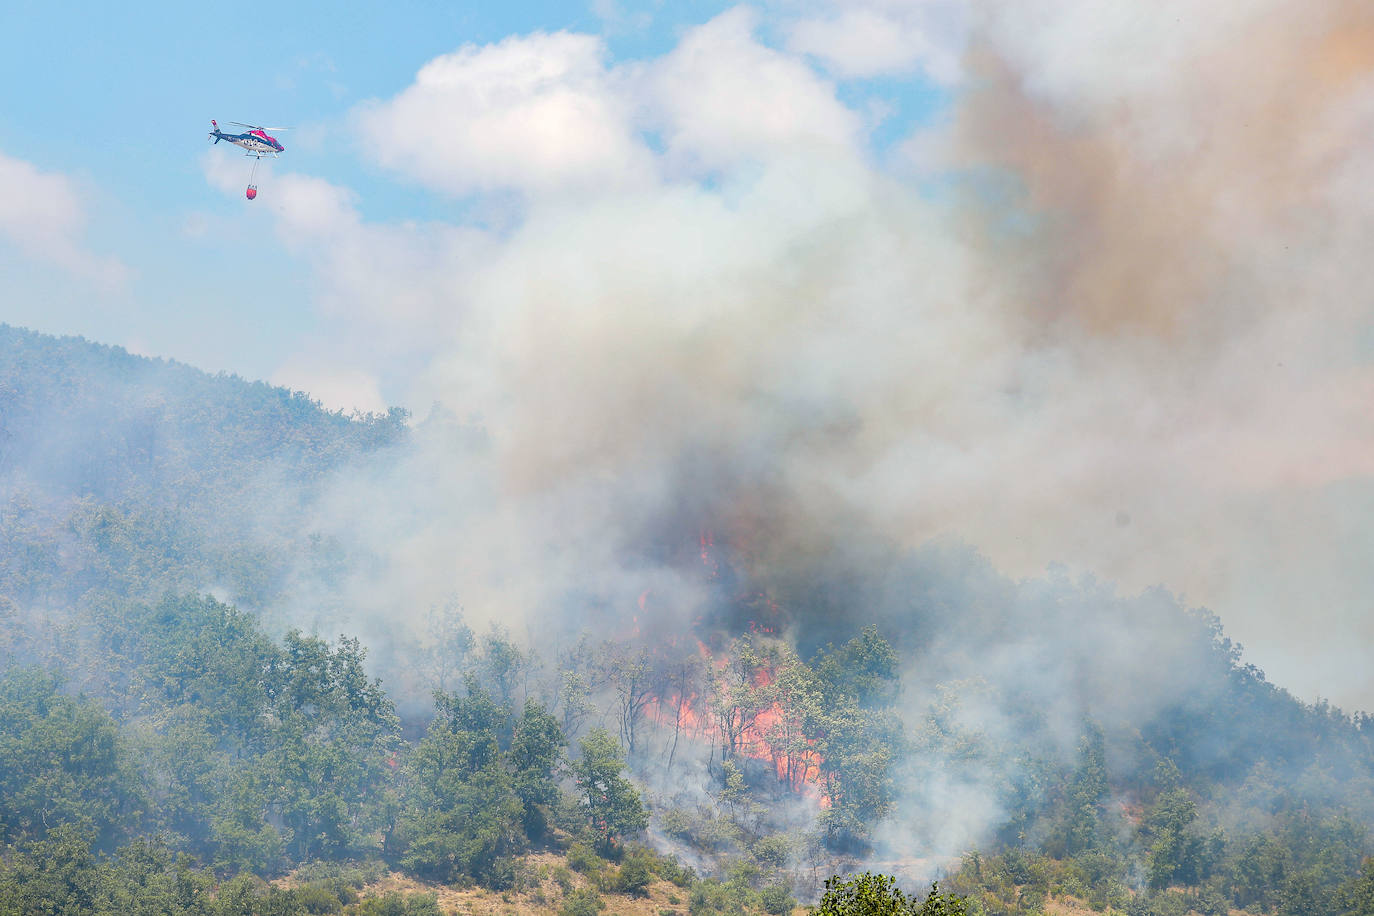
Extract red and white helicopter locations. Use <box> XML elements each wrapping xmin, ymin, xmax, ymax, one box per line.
<box><xmin>208</xmin><ymin>120</ymin><xmax>288</xmax><ymax>199</ymax></box>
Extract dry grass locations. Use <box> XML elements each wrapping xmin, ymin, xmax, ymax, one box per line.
<box><xmin>1042</xmin><ymin>894</ymin><xmax>1092</xmax><ymax>916</ymax></box>
<box><xmin>1040</xmin><ymin>890</ymin><xmax>1259</xmax><ymax>916</ymax></box>
<box><xmin>350</xmin><ymin>853</ymin><xmax>695</xmax><ymax>916</ymax></box>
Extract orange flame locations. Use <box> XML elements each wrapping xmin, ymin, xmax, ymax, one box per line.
<box><xmin>645</xmin><ymin>647</ymin><xmax>828</xmax><ymax>804</ymax></box>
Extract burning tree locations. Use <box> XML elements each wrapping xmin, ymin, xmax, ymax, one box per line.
<box><xmin>633</xmin><ymin>623</ymin><xmax>904</xmax><ymax>853</ymax></box>
<box><xmin>657</xmin><ymin>646</ymin><xmax>708</xmax><ymax>771</ymax></box>
<box><xmin>709</xmin><ymin>634</ymin><xmax>779</xmax><ymax>767</ymax></box>
<box><xmin>758</xmin><ymin>643</ymin><xmax>823</xmax><ymax>791</ymax></box>
<box><xmin>602</xmin><ymin>645</ymin><xmax>655</xmax><ymax>759</ymax></box>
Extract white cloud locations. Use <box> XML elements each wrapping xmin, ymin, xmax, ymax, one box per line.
<box><xmin>209</xmin><ymin>2</ymin><xmax>1374</xmax><ymax>713</ymax></box>
<box><xmin>0</xmin><ymin>150</ymin><xmax>126</xmax><ymax>287</ymax></box>
<box><xmin>354</xmin><ymin>31</ymin><xmax>655</xmax><ymax>196</ymax></box>
<box><xmin>351</xmin><ymin>9</ymin><xmax>866</xmax><ymax>191</ymax></box>
<box><xmin>269</xmin><ymin>173</ymin><xmax>361</xmax><ymax>240</ymax></box>
<box><xmin>785</xmin><ymin>1</ymin><xmax>967</xmax><ymax>83</ymax></box>
<box><xmin>643</xmin><ymin>7</ymin><xmax>862</xmax><ymax>173</ymax></box>
<box><xmin>200</xmin><ymin>151</ymin><xmax>494</xmax><ymax>404</ymax></box>
<box><xmin>202</xmin><ymin>150</ymin><xmax>356</xmax><ymax>238</ymax></box>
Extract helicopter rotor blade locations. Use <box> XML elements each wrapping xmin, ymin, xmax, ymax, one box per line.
<box><xmin>227</xmin><ymin>122</ymin><xmax>291</xmax><ymax>131</ymax></box>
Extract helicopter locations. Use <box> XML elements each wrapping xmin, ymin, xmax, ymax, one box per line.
<box><xmin>208</xmin><ymin>120</ymin><xmax>287</xmax><ymax>157</ymax></box>
<box><xmin>208</xmin><ymin>120</ymin><xmax>288</xmax><ymax>200</ymax></box>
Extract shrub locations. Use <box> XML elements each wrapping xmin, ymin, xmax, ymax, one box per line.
<box><xmin>1192</xmin><ymin>887</ymin><xmax>1230</xmax><ymax>916</ymax></box>
<box><xmin>761</xmin><ymin>883</ymin><xmax>795</xmax><ymax>916</ymax></box>
<box><xmin>752</xmin><ymin>835</ymin><xmax>795</xmax><ymax>872</ymax></box>
<box><xmin>689</xmin><ymin>878</ymin><xmax>750</xmax><ymax>916</ymax></box>
<box><xmin>355</xmin><ymin>891</ymin><xmax>442</xmax><ymax>916</ymax></box>
<box><xmin>660</xmin><ymin>809</ymin><xmax>695</xmax><ymax>842</ymax></box>
<box><xmin>567</xmin><ymin>842</ymin><xmax>605</xmax><ymax>876</ymax></box>
<box><xmin>561</xmin><ymin>886</ymin><xmax>606</xmax><ymax>916</ymax></box>
<box><xmin>657</xmin><ymin>858</ymin><xmax>696</xmax><ymax>889</ymax></box>
<box><xmin>290</xmin><ymin>859</ymin><xmax>384</xmax><ymax>888</ymax></box>
<box><xmin>616</xmin><ymin>850</ymin><xmax>654</xmax><ymax>897</ymax></box>
<box><xmin>292</xmin><ymin>882</ymin><xmax>354</xmax><ymax>913</ymax></box>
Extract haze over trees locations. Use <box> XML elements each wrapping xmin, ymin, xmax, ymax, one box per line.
<box><xmin>2</xmin><ymin>325</ymin><xmax>1374</xmax><ymax>915</ymax></box>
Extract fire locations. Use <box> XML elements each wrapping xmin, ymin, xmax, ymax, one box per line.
<box><xmin>648</xmin><ymin>692</ymin><xmax>704</xmax><ymax>733</ymax></box>
<box><xmin>644</xmin><ymin>643</ymin><xmax>829</xmax><ymax>804</ymax></box>
<box><xmin>699</xmin><ymin>528</ymin><xmax>719</xmax><ymax>579</ymax></box>
<box><xmin>632</xmin><ymin>528</ymin><xmax>830</xmax><ymax>805</ymax></box>
<box><xmin>743</xmin><ymin>702</ymin><xmax>822</xmax><ymax>791</ymax></box>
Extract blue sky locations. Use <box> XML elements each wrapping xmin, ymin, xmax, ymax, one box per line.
<box><xmin>0</xmin><ymin>2</ymin><xmax>638</xmax><ymax>374</ymax></box>
<box><xmin>0</xmin><ymin>0</ymin><xmax>950</xmax><ymax>382</ymax></box>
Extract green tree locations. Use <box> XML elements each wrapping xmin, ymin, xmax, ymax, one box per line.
<box><xmin>0</xmin><ymin>823</ymin><xmax>107</xmax><ymax>915</ymax></box>
<box><xmin>0</xmin><ymin>668</ymin><xmax>142</xmax><ymax>849</ymax></box>
<box><xmin>392</xmin><ymin>681</ymin><xmax>525</xmax><ymax>885</ymax></box>
<box><xmin>807</xmin><ymin>630</ymin><xmax>903</xmax><ymax>852</ymax></box>
<box><xmin>812</xmin><ymin>627</ymin><xmax>899</xmax><ymax>709</ymax></box>
<box><xmin>261</xmin><ymin>631</ymin><xmax>402</xmax><ymax>863</ymax></box>
<box><xmin>1049</xmin><ymin>724</ymin><xmax>1109</xmax><ymax>859</ymax></box>
<box><xmin>421</xmin><ymin>599</ymin><xmax>474</xmax><ymax>694</ymax></box>
<box><xmin>1141</xmin><ymin>787</ymin><xmax>1208</xmax><ymax>889</ymax></box>
<box><xmin>478</xmin><ymin>625</ymin><xmax>529</xmax><ymax>708</ymax></box>
<box><xmin>816</xmin><ymin>874</ymin><xmax>968</xmax><ymax>916</ymax></box>
<box><xmin>1230</xmin><ymin>833</ymin><xmax>1293</xmax><ymax>911</ymax></box>
<box><xmin>1333</xmin><ymin>858</ymin><xmax>1374</xmax><ymax>916</ymax></box>
<box><xmin>572</xmin><ymin>728</ymin><xmax>648</xmax><ymax>855</ymax></box>
<box><xmin>510</xmin><ymin>699</ymin><xmax>565</xmax><ymax>842</ymax></box>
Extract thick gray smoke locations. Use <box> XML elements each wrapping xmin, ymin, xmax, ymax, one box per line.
<box><xmin>197</xmin><ymin>0</ymin><xmax>1374</xmax><ymax>878</ymax></box>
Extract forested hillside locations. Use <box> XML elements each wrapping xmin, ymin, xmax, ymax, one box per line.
<box><xmin>0</xmin><ymin>323</ymin><xmax>407</xmax><ymax>613</ymax></box>
<box><xmin>2</xmin><ymin>326</ymin><xmax>1373</xmax><ymax>916</ymax></box>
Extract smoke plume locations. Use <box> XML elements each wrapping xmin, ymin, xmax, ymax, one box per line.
<box><xmin>196</xmin><ymin>0</ymin><xmax>1374</xmax><ymax>874</ymax></box>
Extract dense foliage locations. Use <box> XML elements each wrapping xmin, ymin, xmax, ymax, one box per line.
<box><xmin>3</xmin><ymin>326</ymin><xmax>1374</xmax><ymax>914</ymax></box>
<box><xmin>815</xmin><ymin>874</ymin><xmax>968</xmax><ymax>916</ymax></box>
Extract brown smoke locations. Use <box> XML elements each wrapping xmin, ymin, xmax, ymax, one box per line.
<box><xmin>277</xmin><ymin>1</ymin><xmax>1374</xmax><ymax>715</ymax></box>
<box><xmin>956</xmin><ymin>2</ymin><xmax>1374</xmax><ymax>343</ymax></box>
